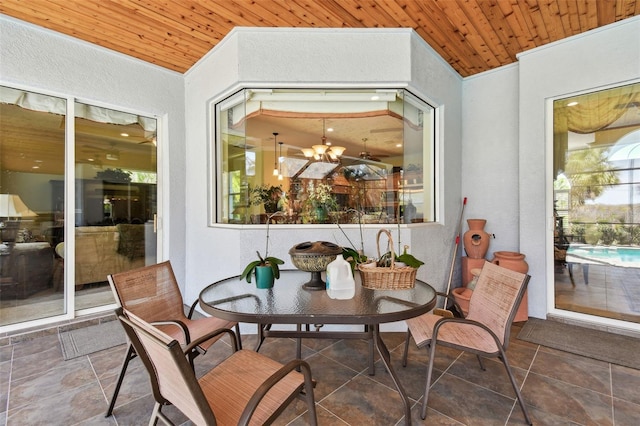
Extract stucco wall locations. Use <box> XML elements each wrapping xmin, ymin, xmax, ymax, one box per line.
<box><xmin>518</xmin><ymin>17</ymin><xmax>640</xmax><ymax>320</ymax></box>
<box><xmin>0</xmin><ymin>15</ymin><xmax>187</xmax><ymax>288</ymax></box>
<box><xmin>462</xmin><ymin>64</ymin><xmax>520</xmax><ymax>254</ymax></box>
<box><xmin>183</xmin><ymin>28</ymin><xmax>463</xmax><ymax>330</ymax></box>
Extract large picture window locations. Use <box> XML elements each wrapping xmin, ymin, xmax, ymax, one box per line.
<box><xmin>213</xmin><ymin>88</ymin><xmax>435</xmax><ymax>225</ymax></box>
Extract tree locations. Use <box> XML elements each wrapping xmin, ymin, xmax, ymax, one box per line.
<box><xmin>564</xmin><ymin>147</ymin><xmax>618</xmax><ymax>207</ymax></box>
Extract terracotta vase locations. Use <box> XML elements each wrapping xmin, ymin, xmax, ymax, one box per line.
<box><xmin>490</xmin><ymin>251</ymin><xmax>529</xmax><ymax>322</ymax></box>
<box><xmin>463</xmin><ymin>219</ymin><xmax>490</xmax><ymax>259</ymax></box>
<box><xmin>452</xmin><ymin>287</ymin><xmax>473</xmax><ymax>316</ymax></box>
<box><xmin>490</xmin><ymin>251</ymin><xmax>529</xmax><ymax>273</ymax></box>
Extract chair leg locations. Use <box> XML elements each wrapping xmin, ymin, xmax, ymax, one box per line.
<box><xmin>149</xmin><ymin>401</ymin><xmax>173</xmax><ymax>426</ymax></box>
<box><xmin>402</xmin><ymin>329</ymin><xmax>411</xmax><ymax>367</ymax></box>
<box><xmin>476</xmin><ymin>354</ymin><xmax>486</xmax><ymax>370</ymax></box>
<box><xmin>420</xmin><ymin>341</ymin><xmax>438</xmax><ymax>419</ymax></box>
<box><xmin>105</xmin><ymin>344</ymin><xmax>136</xmax><ymax>417</ymax></box>
<box><xmin>499</xmin><ymin>351</ymin><xmax>532</xmax><ymax>425</ymax></box>
<box><xmin>235</xmin><ymin>323</ymin><xmax>243</xmax><ymax>350</ymax></box>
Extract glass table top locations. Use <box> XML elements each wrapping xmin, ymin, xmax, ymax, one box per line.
<box><xmin>199</xmin><ymin>269</ymin><xmax>436</xmax><ymax>325</ymax></box>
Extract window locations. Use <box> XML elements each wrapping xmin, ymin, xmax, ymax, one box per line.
<box><xmin>212</xmin><ymin>88</ymin><xmax>435</xmax><ymax>225</ymax></box>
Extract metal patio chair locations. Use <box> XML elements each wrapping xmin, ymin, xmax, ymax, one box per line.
<box><xmin>402</xmin><ymin>261</ymin><xmax>532</xmax><ymax>424</ymax></box>
<box><xmin>117</xmin><ymin>308</ymin><xmax>317</xmax><ymax>425</ymax></box>
<box><xmin>105</xmin><ymin>260</ymin><xmax>241</xmax><ymax>417</ymax></box>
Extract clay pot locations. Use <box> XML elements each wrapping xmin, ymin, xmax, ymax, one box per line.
<box><xmin>452</xmin><ymin>287</ymin><xmax>473</xmax><ymax>316</ymax></box>
<box><xmin>463</xmin><ymin>219</ymin><xmax>490</xmax><ymax>259</ymax></box>
<box><xmin>491</xmin><ymin>251</ymin><xmax>529</xmax><ymax>274</ymax></box>
<box><xmin>490</xmin><ymin>251</ymin><xmax>529</xmax><ymax>322</ymax></box>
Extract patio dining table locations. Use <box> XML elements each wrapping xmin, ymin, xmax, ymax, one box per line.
<box><xmin>199</xmin><ymin>269</ymin><xmax>437</xmax><ymax>425</ymax></box>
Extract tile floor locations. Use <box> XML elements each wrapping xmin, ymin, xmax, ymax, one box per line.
<box><xmin>1</xmin><ymin>317</ymin><xmax>640</xmax><ymax>425</ymax></box>
<box><xmin>555</xmin><ymin>262</ymin><xmax>640</xmax><ymax>324</ymax></box>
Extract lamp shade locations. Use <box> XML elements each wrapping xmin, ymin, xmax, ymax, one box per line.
<box><xmin>301</xmin><ymin>148</ymin><xmax>315</xmax><ymax>158</ymax></box>
<box><xmin>0</xmin><ymin>194</ymin><xmax>38</xmax><ymax>218</ymax></box>
<box><xmin>330</xmin><ymin>146</ymin><xmax>346</xmax><ymax>156</ymax></box>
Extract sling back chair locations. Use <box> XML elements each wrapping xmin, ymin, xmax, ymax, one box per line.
<box><xmin>402</xmin><ymin>261</ymin><xmax>532</xmax><ymax>425</ymax></box>
<box><xmin>105</xmin><ymin>260</ymin><xmax>241</xmax><ymax>417</ymax></box>
<box><xmin>117</xmin><ymin>308</ymin><xmax>318</xmax><ymax>426</ymax></box>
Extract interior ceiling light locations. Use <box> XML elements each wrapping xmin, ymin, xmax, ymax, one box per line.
<box><xmin>278</xmin><ymin>141</ymin><xmax>284</xmax><ymax>181</ymax></box>
<box><xmin>301</xmin><ymin>119</ymin><xmax>345</xmax><ymax>163</ymax></box>
<box><xmin>272</xmin><ymin>132</ymin><xmax>279</xmax><ymax>176</ymax></box>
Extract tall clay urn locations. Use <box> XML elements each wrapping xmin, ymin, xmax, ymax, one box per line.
<box><xmin>463</xmin><ymin>219</ymin><xmax>490</xmax><ymax>259</ymax></box>
<box><xmin>491</xmin><ymin>251</ymin><xmax>529</xmax><ymax>274</ymax></box>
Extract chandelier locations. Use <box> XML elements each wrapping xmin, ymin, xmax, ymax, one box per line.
<box><xmin>300</xmin><ymin>119</ymin><xmax>345</xmax><ymax>163</ymax></box>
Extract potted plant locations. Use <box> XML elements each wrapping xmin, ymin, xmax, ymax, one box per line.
<box><xmin>249</xmin><ymin>184</ymin><xmax>284</xmax><ymax>214</ymax></box>
<box><xmin>240</xmin><ymin>211</ymin><xmax>285</xmax><ymax>288</ymax></box>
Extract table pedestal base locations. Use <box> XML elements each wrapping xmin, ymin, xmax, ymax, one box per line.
<box><xmin>302</xmin><ymin>271</ymin><xmax>326</xmax><ymax>291</ymax></box>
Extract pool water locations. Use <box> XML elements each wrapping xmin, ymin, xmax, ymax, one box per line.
<box><xmin>567</xmin><ymin>246</ymin><xmax>640</xmax><ymax>268</ymax></box>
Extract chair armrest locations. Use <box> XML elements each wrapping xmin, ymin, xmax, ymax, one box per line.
<box><xmin>149</xmin><ymin>319</ymin><xmax>191</xmax><ymax>344</ymax></box>
<box><xmin>238</xmin><ymin>359</ymin><xmax>314</xmax><ymax>426</ymax></box>
<box><xmin>183</xmin><ymin>328</ymin><xmax>239</xmax><ymax>354</ymax></box>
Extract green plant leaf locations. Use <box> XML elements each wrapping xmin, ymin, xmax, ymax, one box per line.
<box><xmin>342</xmin><ymin>247</ymin><xmax>367</xmax><ymax>274</ymax></box>
<box><xmin>265</xmin><ymin>257</ymin><xmax>284</xmax><ymax>279</ymax></box>
<box><xmin>240</xmin><ymin>260</ymin><xmax>261</xmax><ymax>283</ymax></box>
<box><xmin>396</xmin><ymin>253</ymin><xmax>424</xmax><ymax>268</ymax></box>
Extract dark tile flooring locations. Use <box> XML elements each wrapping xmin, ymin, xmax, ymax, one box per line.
<box><xmin>2</xmin><ymin>319</ymin><xmax>640</xmax><ymax>425</ymax></box>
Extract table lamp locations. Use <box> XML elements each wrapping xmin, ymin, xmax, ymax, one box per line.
<box><xmin>0</xmin><ymin>194</ymin><xmax>38</xmax><ymax>253</ymax></box>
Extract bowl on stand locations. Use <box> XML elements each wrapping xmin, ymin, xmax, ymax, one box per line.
<box><xmin>289</xmin><ymin>241</ymin><xmax>342</xmax><ymax>290</ymax></box>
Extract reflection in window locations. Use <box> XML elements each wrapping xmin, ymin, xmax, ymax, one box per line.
<box><xmin>553</xmin><ymin>82</ymin><xmax>640</xmax><ymax>324</ymax></box>
<box><xmin>213</xmin><ymin>88</ymin><xmax>435</xmax><ymax>225</ymax></box>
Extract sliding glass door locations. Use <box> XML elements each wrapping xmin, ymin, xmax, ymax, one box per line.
<box><xmin>73</xmin><ymin>101</ymin><xmax>157</xmax><ymax>312</ymax></box>
<box><xmin>553</xmin><ymin>82</ymin><xmax>640</xmax><ymax>325</ymax></box>
<box><xmin>0</xmin><ymin>87</ymin><xmax>67</xmax><ymax>326</ymax></box>
<box><xmin>0</xmin><ymin>86</ymin><xmax>158</xmax><ymax>330</ymax></box>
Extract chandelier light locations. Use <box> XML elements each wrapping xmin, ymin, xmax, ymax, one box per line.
<box><xmin>272</xmin><ymin>132</ymin><xmax>279</xmax><ymax>176</ymax></box>
<box><xmin>301</xmin><ymin>119</ymin><xmax>345</xmax><ymax>163</ymax></box>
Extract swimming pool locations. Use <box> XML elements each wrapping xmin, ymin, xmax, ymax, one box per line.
<box><xmin>567</xmin><ymin>245</ymin><xmax>640</xmax><ymax>268</ymax></box>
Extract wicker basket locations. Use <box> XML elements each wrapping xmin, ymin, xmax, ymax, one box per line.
<box><xmin>358</xmin><ymin>229</ymin><xmax>417</xmax><ymax>290</ymax></box>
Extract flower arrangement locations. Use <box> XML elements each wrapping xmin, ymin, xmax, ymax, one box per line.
<box><xmin>306</xmin><ymin>182</ymin><xmax>337</xmax><ymax>210</ymax></box>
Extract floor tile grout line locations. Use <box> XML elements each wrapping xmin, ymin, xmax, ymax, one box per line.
<box><xmin>609</xmin><ymin>363</ymin><xmax>615</xmax><ymax>426</ymax></box>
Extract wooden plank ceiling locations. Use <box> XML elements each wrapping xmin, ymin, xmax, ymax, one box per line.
<box><xmin>1</xmin><ymin>0</ymin><xmax>638</xmax><ymax>77</ymax></box>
